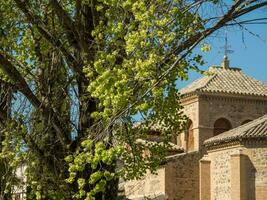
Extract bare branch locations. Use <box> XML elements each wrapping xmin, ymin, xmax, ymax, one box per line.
<box><xmin>0</xmin><ymin>53</ymin><xmax>71</xmax><ymax>146</ymax></box>
<box><xmin>233</xmin><ymin>1</ymin><xmax>267</xmax><ymax>19</ymax></box>
<box><xmin>173</xmin><ymin>0</ymin><xmax>266</xmax><ymax>56</ymax></box>
<box><xmin>49</xmin><ymin>0</ymin><xmax>82</xmax><ymax>50</ymax></box>
<box><xmin>0</xmin><ymin>53</ymin><xmax>40</xmax><ymax>107</ymax></box>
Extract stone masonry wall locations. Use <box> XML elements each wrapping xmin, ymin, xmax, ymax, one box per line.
<box><xmin>124</xmin><ymin>151</ymin><xmax>201</xmax><ymax>200</ymax></box>
<box><xmin>207</xmin><ymin>143</ymin><xmax>267</xmax><ymax>200</ymax></box>
<box><xmin>208</xmin><ymin>147</ymin><xmax>236</xmax><ymax>200</ymax></box>
<box><xmin>199</xmin><ymin>95</ymin><xmax>267</xmax><ymax>148</ymax></box>
<box><xmin>246</xmin><ymin>144</ymin><xmax>267</xmax><ymax>200</ymax></box>
<box><xmin>165</xmin><ymin>152</ymin><xmax>201</xmax><ymax>200</ymax></box>
<box><xmin>180</xmin><ymin>95</ymin><xmax>267</xmax><ymax>152</ymax></box>
<box><xmin>178</xmin><ymin>97</ymin><xmax>199</xmax><ymax>151</ymax></box>
<box><xmin>124</xmin><ymin>167</ymin><xmax>166</xmax><ymax>199</ymax></box>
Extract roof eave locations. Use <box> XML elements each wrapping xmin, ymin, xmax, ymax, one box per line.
<box><xmin>204</xmin><ymin>137</ymin><xmax>267</xmax><ymax>150</ymax></box>
<box><xmin>182</xmin><ymin>90</ymin><xmax>267</xmax><ymax>101</ymax></box>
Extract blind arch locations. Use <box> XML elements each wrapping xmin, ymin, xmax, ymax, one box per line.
<box><xmin>186</xmin><ymin>119</ymin><xmax>194</xmax><ymax>151</ymax></box>
<box><xmin>213</xmin><ymin>118</ymin><xmax>232</xmax><ymax>136</ymax></box>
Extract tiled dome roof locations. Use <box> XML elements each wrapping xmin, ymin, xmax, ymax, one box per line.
<box><xmin>180</xmin><ymin>66</ymin><xmax>267</xmax><ymax>97</ymax></box>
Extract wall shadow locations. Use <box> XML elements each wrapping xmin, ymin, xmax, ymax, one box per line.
<box><xmin>244</xmin><ymin>155</ymin><xmax>256</xmax><ymax>200</ymax></box>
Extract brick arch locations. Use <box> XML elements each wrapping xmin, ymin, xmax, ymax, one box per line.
<box><xmin>213</xmin><ymin>118</ymin><xmax>232</xmax><ymax>136</ymax></box>
<box><xmin>241</xmin><ymin>119</ymin><xmax>252</xmax><ymax>125</ymax></box>
<box><xmin>186</xmin><ymin>119</ymin><xmax>194</xmax><ymax>151</ymax></box>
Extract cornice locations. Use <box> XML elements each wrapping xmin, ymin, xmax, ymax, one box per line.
<box><xmin>206</xmin><ymin>141</ymin><xmax>242</xmax><ymax>152</ymax></box>
<box><xmin>180</xmin><ymin>94</ymin><xmax>199</xmax><ymax>105</ymax></box>
<box><xmin>181</xmin><ymin>91</ymin><xmax>267</xmax><ymax>105</ymax></box>
<box><xmin>206</xmin><ymin>138</ymin><xmax>267</xmax><ymax>152</ymax></box>
<box><xmin>198</xmin><ymin>92</ymin><xmax>267</xmax><ymax>104</ymax></box>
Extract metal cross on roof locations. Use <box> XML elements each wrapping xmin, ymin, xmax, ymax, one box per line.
<box><xmin>220</xmin><ymin>32</ymin><xmax>234</xmax><ymax>69</ymax></box>
<box><xmin>223</xmin><ymin>33</ymin><xmax>234</xmax><ymax>58</ymax></box>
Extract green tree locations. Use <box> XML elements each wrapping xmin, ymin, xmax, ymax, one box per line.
<box><xmin>0</xmin><ymin>0</ymin><xmax>266</xmax><ymax>199</ymax></box>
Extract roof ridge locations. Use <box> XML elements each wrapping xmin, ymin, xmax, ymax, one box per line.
<box><xmin>240</xmin><ymin>70</ymin><xmax>267</xmax><ymax>87</ymax></box>
<box><xmin>179</xmin><ymin>73</ymin><xmax>215</xmax><ymax>94</ymax></box>
<box><xmin>198</xmin><ymin>73</ymin><xmax>217</xmax><ymax>92</ymax></box>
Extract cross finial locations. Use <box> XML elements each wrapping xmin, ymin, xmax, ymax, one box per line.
<box><xmin>221</xmin><ymin>32</ymin><xmax>234</xmax><ymax>69</ymax></box>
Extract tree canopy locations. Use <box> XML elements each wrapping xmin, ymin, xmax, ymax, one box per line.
<box><xmin>0</xmin><ymin>0</ymin><xmax>266</xmax><ymax>199</ymax></box>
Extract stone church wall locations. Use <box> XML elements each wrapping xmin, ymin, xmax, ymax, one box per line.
<box><xmin>180</xmin><ymin>94</ymin><xmax>267</xmax><ymax>153</ymax></box>
<box><xmin>205</xmin><ymin>142</ymin><xmax>267</xmax><ymax>200</ymax></box>
<box><xmin>245</xmin><ymin>143</ymin><xmax>267</xmax><ymax>200</ymax></box>
<box><xmin>208</xmin><ymin>147</ymin><xmax>236</xmax><ymax>200</ymax></box>
<box><xmin>165</xmin><ymin>151</ymin><xmax>201</xmax><ymax>200</ymax></box>
<box><xmin>124</xmin><ymin>151</ymin><xmax>201</xmax><ymax>200</ymax></box>
<box><xmin>178</xmin><ymin>96</ymin><xmax>199</xmax><ymax>151</ymax></box>
<box><xmin>198</xmin><ymin>95</ymin><xmax>267</xmax><ymax>148</ymax></box>
<box><xmin>199</xmin><ymin>95</ymin><xmax>267</xmax><ymax>129</ymax></box>
<box><xmin>124</xmin><ymin>167</ymin><xmax>166</xmax><ymax>199</ymax></box>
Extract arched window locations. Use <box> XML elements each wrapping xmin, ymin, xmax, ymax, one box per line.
<box><xmin>213</xmin><ymin>118</ymin><xmax>232</xmax><ymax>136</ymax></box>
<box><xmin>186</xmin><ymin>120</ymin><xmax>194</xmax><ymax>151</ymax></box>
<box><xmin>241</xmin><ymin>119</ymin><xmax>252</xmax><ymax>125</ymax></box>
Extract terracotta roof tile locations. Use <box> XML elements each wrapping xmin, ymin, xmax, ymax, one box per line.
<box><xmin>204</xmin><ymin>114</ymin><xmax>267</xmax><ymax>147</ymax></box>
<box><xmin>180</xmin><ymin>67</ymin><xmax>267</xmax><ymax>97</ymax></box>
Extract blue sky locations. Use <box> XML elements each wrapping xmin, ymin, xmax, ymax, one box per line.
<box><xmin>177</xmin><ymin>9</ymin><xmax>267</xmax><ymax>89</ymax></box>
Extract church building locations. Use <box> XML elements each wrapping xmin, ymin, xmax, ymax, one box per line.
<box><xmin>124</xmin><ymin>56</ymin><xmax>267</xmax><ymax>200</ymax></box>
